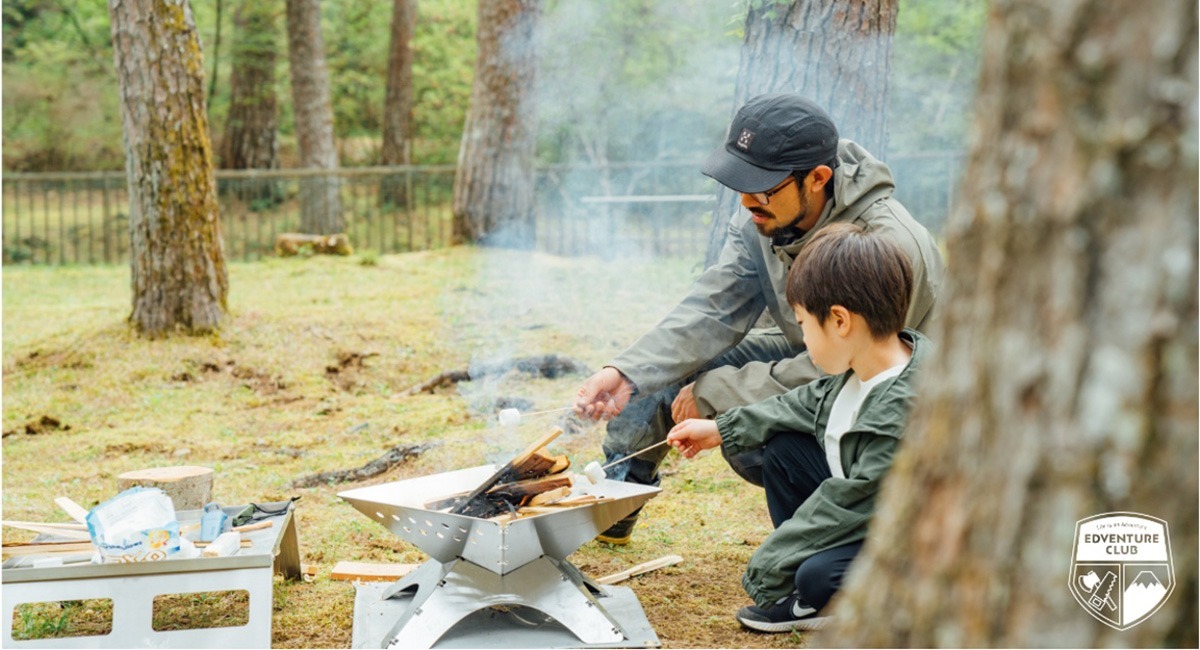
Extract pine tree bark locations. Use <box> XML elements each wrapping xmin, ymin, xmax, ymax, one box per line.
<box><xmin>451</xmin><ymin>0</ymin><xmax>541</xmax><ymax>249</ymax></box>
<box><xmin>220</xmin><ymin>0</ymin><xmax>280</xmax><ymax>172</ymax></box>
<box><xmin>109</xmin><ymin>0</ymin><xmax>228</xmax><ymax>336</ymax></box>
<box><xmin>823</xmin><ymin>1</ymin><xmax>1197</xmax><ymax>647</ymax></box>
<box><xmin>705</xmin><ymin>0</ymin><xmax>897</xmax><ymax>267</ymax></box>
<box><xmin>380</xmin><ymin>0</ymin><xmax>416</xmax><ymax>206</ymax></box>
<box><xmin>285</xmin><ymin>0</ymin><xmax>343</xmax><ymax>234</ymax></box>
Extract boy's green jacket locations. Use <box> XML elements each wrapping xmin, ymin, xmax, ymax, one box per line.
<box><xmin>608</xmin><ymin>140</ymin><xmax>944</xmax><ymax>408</ymax></box>
<box><xmin>714</xmin><ymin>329</ymin><xmax>929</xmax><ymax>607</ymax></box>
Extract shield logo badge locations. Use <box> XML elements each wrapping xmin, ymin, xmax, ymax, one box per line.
<box><xmin>1069</xmin><ymin>512</ymin><xmax>1174</xmax><ymax>630</ymax></box>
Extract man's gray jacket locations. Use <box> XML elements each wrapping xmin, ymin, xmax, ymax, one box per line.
<box><xmin>608</xmin><ymin>139</ymin><xmax>944</xmax><ymax>412</ymax></box>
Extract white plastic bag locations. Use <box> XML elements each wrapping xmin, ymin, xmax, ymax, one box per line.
<box><xmin>85</xmin><ymin>487</ymin><xmax>180</xmax><ymax>563</ymax></box>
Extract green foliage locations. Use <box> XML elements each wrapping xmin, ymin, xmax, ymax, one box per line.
<box><xmin>890</xmin><ymin>0</ymin><xmax>987</xmax><ymax>152</ymax></box>
<box><xmin>2</xmin><ymin>0</ymin><xmax>983</xmax><ymax>173</ymax></box>
<box><xmin>2</xmin><ymin>0</ymin><xmax>122</xmax><ymax>170</ymax></box>
<box><xmin>538</xmin><ymin>0</ymin><xmax>740</xmax><ymax>165</ymax></box>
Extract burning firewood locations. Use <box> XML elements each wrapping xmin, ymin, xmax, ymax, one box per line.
<box><xmin>425</xmin><ymin>444</ymin><xmax>576</xmax><ymax>518</ymax></box>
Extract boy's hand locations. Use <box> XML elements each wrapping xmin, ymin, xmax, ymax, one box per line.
<box><xmin>671</xmin><ymin>382</ymin><xmax>700</xmax><ymax>422</ymax></box>
<box><xmin>574</xmin><ymin>367</ymin><xmax>635</xmax><ymax>420</ymax></box>
<box><xmin>667</xmin><ymin>419</ymin><xmax>721</xmax><ymax>459</ymax></box>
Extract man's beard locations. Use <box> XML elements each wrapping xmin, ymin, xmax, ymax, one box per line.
<box><xmin>750</xmin><ymin>191</ymin><xmax>808</xmax><ymax>237</ymax></box>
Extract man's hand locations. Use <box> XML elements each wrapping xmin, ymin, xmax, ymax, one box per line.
<box><xmin>574</xmin><ymin>367</ymin><xmax>635</xmax><ymax>420</ymax></box>
<box><xmin>667</xmin><ymin>419</ymin><xmax>721</xmax><ymax>459</ymax></box>
<box><xmin>671</xmin><ymin>382</ymin><xmax>701</xmax><ymax>423</ymax></box>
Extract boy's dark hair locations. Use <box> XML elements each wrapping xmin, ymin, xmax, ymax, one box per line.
<box><xmin>785</xmin><ymin>223</ymin><xmax>912</xmax><ymax>339</ymax></box>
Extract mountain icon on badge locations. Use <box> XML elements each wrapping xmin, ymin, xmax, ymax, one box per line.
<box><xmin>1124</xmin><ymin>570</ymin><xmax>1168</xmax><ymax>625</ymax></box>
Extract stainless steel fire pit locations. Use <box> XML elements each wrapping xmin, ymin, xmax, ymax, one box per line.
<box><xmin>339</xmin><ymin>464</ymin><xmax>661</xmax><ymax>649</ymax></box>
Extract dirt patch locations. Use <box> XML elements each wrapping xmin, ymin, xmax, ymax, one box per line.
<box><xmin>637</xmin><ymin>554</ymin><xmax>813</xmax><ymax>648</ymax></box>
<box><xmin>3</xmin><ymin>415</ymin><xmax>71</xmax><ymax>438</ymax></box>
<box><xmin>13</xmin><ymin>348</ymin><xmax>93</xmax><ymax>372</ymax></box>
<box><xmin>179</xmin><ymin>358</ymin><xmax>289</xmax><ymax>395</ymax></box>
<box><xmin>103</xmin><ymin>441</ymin><xmax>168</xmax><ymax>457</ymax></box>
<box><xmin>325</xmin><ymin>351</ymin><xmax>379</xmax><ymax>392</ymax></box>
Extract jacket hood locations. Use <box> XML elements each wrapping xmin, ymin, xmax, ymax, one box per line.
<box><xmin>772</xmin><ymin>139</ymin><xmax>896</xmax><ymax>259</ymax></box>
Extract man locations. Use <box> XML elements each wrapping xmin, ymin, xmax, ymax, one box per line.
<box><xmin>574</xmin><ymin>93</ymin><xmax>944</xmax><ymax>544</ymax></box>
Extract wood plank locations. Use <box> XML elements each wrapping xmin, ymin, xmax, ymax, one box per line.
<box><xmin>527</xmin><ymin>487</ymin><xmax>571</xmax><ymax>506</ymax></box>
<box><xmin>3</xmin><ymin>541</ymin><xmax>96</xmax><ymax>556</ymax></box>
<box><xmin>331</xmin><ymin>561</ymin><xmax>419</xmax><ymax>582</ymax></box>
<box><xmin>1</xmin><ymin>521</ymin><xmax>91</xmax><ymax>540</ymax></box>
<box><xmin>596</xmin><ymin>554</ymin><xmax>684</xmax><ymax>585</ymax></box>
<box><xmin>55</xmin><ymin>497</ymin><xmax>91</xmax><ymax>524</ymax></box>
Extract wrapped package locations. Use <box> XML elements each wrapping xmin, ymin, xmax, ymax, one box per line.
<box><xmin>85</xmin><ymin>487</ymin><xmax>181</xmax><ymax>563</ymax></box>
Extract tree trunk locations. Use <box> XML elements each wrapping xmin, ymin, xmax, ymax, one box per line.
<box><xmin>704</xmin><ymin>0</ymin><xmax>897</xmax><ymax>267</ymax></box>
<box><xmin>109</xmin><ymin>0</ymin><xmax>228</xmax><ymax>336</ymax></box>
<box><xmin>285</xmin><ymin>0</ymin><xmax>343</xmax><ymax>234</ymax></box>
<box><xmin>380</xmin><ymin>0</ymin><xmax>416</xmax><ymax>206</ymax></box>
<box><xmin>451</xmin><ymin>0</ymin><xmax>541</xmax><ymax>249</ymax></box>
<box><xmin>823</xmin><ymin>1</ymin><xmax>1198</xmax><ymax>647</ymax></box>
<box><xmin>220</xmin><ymin>0</ymin><xmax>281</xmax><ymax>172</ymax></box>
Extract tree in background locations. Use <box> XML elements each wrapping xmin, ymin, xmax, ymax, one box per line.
<box><xmin>825</xmin><ymin>0</ymin><xmax>1197</xmax><ymax>646</ymax></box>
<box><xmin>220</xmin><ymin>1</ymin><xmax>281</xmax><ymax>173</ymax></box>
<box><xmin>286</xmin><ymin>0</ymin><xmax>344</xmax><ymax>234</ymax></box>
<box><xmin>704</xmin><ymin>0</ymin><xmax>898</xmax><ymax>266</ymax></box>
<box><xmin>452</xmin><ymin>0</ymin><xmax>541</xmax><ymax>248</ymax></box>
<box><xmin>108</xmin><ymin>0</ymin><xmax>228</xmax><ymax>335</ymax></box>
<box><xmin>379</xmin><ymin>0</ymin><xmax>417</xmax><ymax>205</ymax></box>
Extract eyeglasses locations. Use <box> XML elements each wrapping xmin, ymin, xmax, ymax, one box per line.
<box><xmin>748</xmin><ymin>177</ymin><xmax>796</xmax><ymax>205</ymax></box>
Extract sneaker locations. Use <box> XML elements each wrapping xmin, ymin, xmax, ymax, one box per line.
<box><xmin>595</xmin><ymin>513</ymin><xmax>638</xmax><ymax>545</ymax></box>
<box><xmin>735</xmin><ymin>593</ymin><xmax>831</xmax><ymax>633</ymax></box>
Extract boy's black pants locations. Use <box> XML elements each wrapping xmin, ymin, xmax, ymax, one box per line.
<box><xmin>762</xmin><ymin>432</ymin><xmax>864</xmax><ymax>611</ymax></box>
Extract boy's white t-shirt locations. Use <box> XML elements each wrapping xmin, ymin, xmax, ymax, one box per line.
<box><xmin>823</xmin><ymin>360</ymin><xmax>908</xmax><ymax>478</ymax></box>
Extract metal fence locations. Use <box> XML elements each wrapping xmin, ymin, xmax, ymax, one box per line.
<box><xmin>2</xmin><ymin>153</ymin><xmax>961</xmax><ymax>266</ymax></box>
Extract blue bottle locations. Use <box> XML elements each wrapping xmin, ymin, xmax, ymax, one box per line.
<box><xmin>200</xmin><ymin>503</ymin><xmax>227</xmax><ymax>542</ymax></box>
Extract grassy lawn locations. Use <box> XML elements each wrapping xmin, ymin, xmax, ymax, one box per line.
<box><xmin>3</xmin><ymin>247</ymin><xmax>809</xmax><ymax>648</ymax></box>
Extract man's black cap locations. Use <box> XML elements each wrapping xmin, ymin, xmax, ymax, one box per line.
<box><xmin>702</xmin><ymin>94</ymin><xmax>839</xmax><ymax>193</ymax></box>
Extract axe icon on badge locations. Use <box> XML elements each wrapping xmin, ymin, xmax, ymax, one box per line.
<box><xmin>1078</xmin><ymin>570</ymin><xmax>1118</xmax><ymax>612</ymax></box>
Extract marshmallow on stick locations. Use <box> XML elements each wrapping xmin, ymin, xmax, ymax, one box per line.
<box><xmin>498</xmin><ymin>408</ymin><xmax>521</xmax><ymax>427</ymax></box>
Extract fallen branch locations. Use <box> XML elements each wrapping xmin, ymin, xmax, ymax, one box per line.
<box><xmin>405</xmin><ymin>354</ymin><xmax>592</xmax><ymax>395</ymax></box>
<box><xmin>405</xmin><ymin>370</ymin><xmax>471</xmax><ymax>395</ymax></box>
<box><xmin>292</xmin><ymin>443</ymin><xmax>432</xmax><ymax>488</ymax></box>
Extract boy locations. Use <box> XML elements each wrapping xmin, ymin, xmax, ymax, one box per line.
<box><xmin>667</xmin><ymin>222</ymin><xmax>929</xmax><ymax>631</ymax></box>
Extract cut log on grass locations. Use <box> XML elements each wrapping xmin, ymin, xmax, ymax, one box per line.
<box><xmin>292</xmin><ymin>443</ymin><xmax>431</xmax><ymax>488</ymax></box>
<box><xmin>117</xmin><ymin>466</ymin><xmax>214</xmax><ymax>510</ymax></box>
<box><xmin>406</xmin><ymin>354</ymin><xmax>591</xmax><ymax>395</ymax></box>
<box><xmin>596</xmin><ymin>554</ymin><xmax>684</xmax><ymax>585</ymax></box>
<box><xmin>331</xmin><ymin>561</ymin><xmax>419</xmax><ymax>582</ymax></box>
<box><xmin>275</xmin><ymin>232</ymin><xmax>353</xmax><ymax>257</ymax></box>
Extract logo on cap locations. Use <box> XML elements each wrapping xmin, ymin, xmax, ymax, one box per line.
<box><xmin>736</xmin><ymin>128</ymin><xmax>755</xmax><ymax>151</ymax></box>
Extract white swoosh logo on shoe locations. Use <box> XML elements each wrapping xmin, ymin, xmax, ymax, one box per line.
<box><xmin>791</xmin><ymin>600</ymin><xmax>816</xmax><ymax>618</ymax></box>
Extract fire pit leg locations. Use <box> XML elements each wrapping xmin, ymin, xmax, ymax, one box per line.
<box><xmin>380</xmin><ymin>557</ymin><xmax>625</xmax><ymax>648</ymax></box>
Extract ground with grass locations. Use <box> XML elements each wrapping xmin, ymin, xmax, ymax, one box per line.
<box><xmin>3</xmin><ymin>247</ymin><xmax>810</xmax><ymax>648</ymax></box>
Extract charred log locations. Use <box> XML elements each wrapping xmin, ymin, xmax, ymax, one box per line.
<box><xmin>406</xmin><ymin>354</ymin><xmax>591</xmax><ymax>395</ymax></box>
